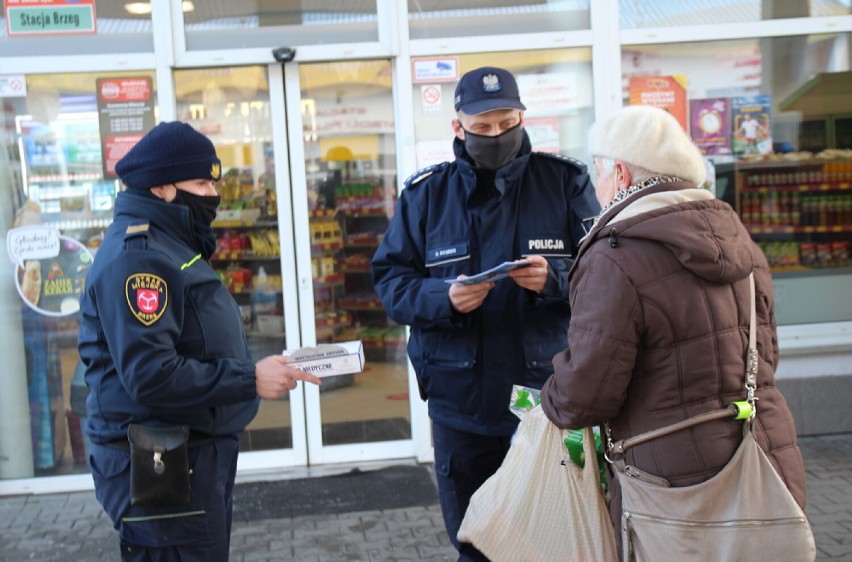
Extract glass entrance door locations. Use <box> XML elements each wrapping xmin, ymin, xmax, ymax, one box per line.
<box><xmin>173</xmin><ymin>61</ymin><xmax>416</xmax><ymax>471</ymax></box>
<box><xmin>286</xmin><ymin>60</ymin><xmax>415</xmax><ymax>464</ymax></box>
<box><xmin>173</xmin><ymin>66</ymin><xmax>310</xmax><ymax>470</ymax></box>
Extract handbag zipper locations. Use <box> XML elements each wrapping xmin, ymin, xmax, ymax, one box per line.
<box><xmin>624</xmin><ymin>511</ymin><xmax>807</xmax><ymax>528</ymax></box>
<box><xmin>623</xmin><ymin>512</ymin><xmax>808</xmax><ymax>562</ymax></box>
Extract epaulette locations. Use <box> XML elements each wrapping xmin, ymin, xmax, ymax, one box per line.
<box><xmin>124</xmin><ymin>221</ymin><xmax>150</xmax><ymax>240</ymax></box>
<box><xmin>404</xmin><ymin>162</ymin><xmax>449</xmax><ymax>187</ymax></box>
<box><xmin>535</xmin><ymin>152</ymin><xmax>588</xmax><ymax>171</ymax></box>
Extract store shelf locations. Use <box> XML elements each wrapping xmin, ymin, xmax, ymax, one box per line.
<box><xmin>340</xmin><ymin>264</ymin><xmax>371</xmax><ymax>273</ymax></box>
<box><xmin>30</xmin><ymin>172</ymin><xmax>103</xmax><ymax>182</ymax></box>
<box><xmin>771</xmin><ymin>265</ymin><xmax>852</xmax><ymax>278</ymax></box>
<box><xmin>737</xmin><ymin>160</ymin><xmax>852</xmax><ymax>273</ymax></box>
<box><xmin>43</xmin><ymin>218</ymin><xmax>112</xmax><ymax>230</ymax></box>
<box><xmin>338</xmin><ymin>301</ymin><xmax>384</xmax><ymax>311</ymax></box>
<box><xmin>314</xmin><ymin>273</ymin><xmax>345</xmax><ymax>287</ymax></box>
<box><xmin>338</xmin><ymin>206</ymin><xmax>390</xmax><ymax>217</ymax></box>
<box><xmin>245</xmin><ymin>330</ymin><xmax>285</xmax><ymax>339</ymax></box>
<box><xmin>309</xmin><ymin>208</ymin><xmax>338</xmax><ymax>219</ymax></box>
<box><xmin>740</xmin><ymin>182</ymin><xmax>851</xmax><ymax>193</ymax></box>
<box><xmin>211</xmin><ymin>250</ymin><xmax>280</xmax><ymax>261</ymax></box>
<box><xmin>311</xmin><ymin>241</ymin><xmax>343</xmax><ymax>253</ymax></box>
<box><xmin>747</xmin><ymin>225</ymin><xmax>852</xmax><ymax>234</ymax></box>
<box><xmin>212</xmin><ymin>219</ymin><xmax>279</xmax><ymax>229</ymax></box>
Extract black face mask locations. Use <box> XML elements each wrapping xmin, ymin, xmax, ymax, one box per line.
<box><xmin>462</xmin><ymin>123</ymin><xmax>524</xmax><ymax>170</ymax></box>
<box><xmin>171</xmin><ymin>188</ymin><xmax>221</xmax><ymax>226</ymax></box>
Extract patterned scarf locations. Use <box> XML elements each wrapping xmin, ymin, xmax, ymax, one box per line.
<box><xmin>591</xmin><ymin>175</ymin><xmax>683</xmax><ymax>232</ymax></box>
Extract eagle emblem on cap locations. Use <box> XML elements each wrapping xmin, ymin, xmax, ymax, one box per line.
<box><xmin>125</xmin><ymin>273</ymin><xmax>168</xmax><ymax>326</ymax></box>
<box><xmin>482</xmin><ymin>74</ymin><xmax>502</xmax><ymax>92</ymax></box>
<box><xmin>210</xmin><ymin>163</ymin><xmax>221</xmax><ymax>180</ymax></box>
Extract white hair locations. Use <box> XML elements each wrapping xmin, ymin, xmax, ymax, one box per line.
<box><xmin>597</xmin><ymin>156</ymin><xmax>655</xmax><ymax>184</ymax></box>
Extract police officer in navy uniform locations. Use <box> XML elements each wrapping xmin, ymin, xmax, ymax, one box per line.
<box><xmin>372</xmin><ymin>67</ymin><xmax>600</xmax><ymax>561</ymax></box>
<box><xmin>78</xmin><ymin>121</ymin><xmax>320</xmax><ymax>561</ymax></box>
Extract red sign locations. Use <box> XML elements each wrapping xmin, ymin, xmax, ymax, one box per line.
<box><xmin>96</xmin><ymin>77</ymin><xmax>155</xmax><ymax>178</ymax></box>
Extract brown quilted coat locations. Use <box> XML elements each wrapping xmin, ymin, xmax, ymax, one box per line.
<box><xmin>540</xmin><ymin>181</ymin><xmax>807</xmax><ymax>542</ymax></box>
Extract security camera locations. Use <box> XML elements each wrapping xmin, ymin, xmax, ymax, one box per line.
<box><xmin>272</xmin><ymin>47</ymin><xmax>296</xmax><ymax>63</ymax></box>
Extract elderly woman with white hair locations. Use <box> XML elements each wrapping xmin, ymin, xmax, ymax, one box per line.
<box><xmin>539</xmin><ymin>105</ymin><xmax>807</xmax><ymax>556</ymax></box>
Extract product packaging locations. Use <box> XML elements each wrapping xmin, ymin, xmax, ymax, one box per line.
<box><xmin>282</xmin><ymin>340</ymin><xmax>365</xmax><ymax>378</ymax></box>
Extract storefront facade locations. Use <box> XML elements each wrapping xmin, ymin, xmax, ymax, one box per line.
<box><xmin>1</xmin><ymin>0</ymin><xmax>850</xmax><ymax>495</ymax></box>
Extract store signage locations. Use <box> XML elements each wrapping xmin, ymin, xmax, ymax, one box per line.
<box><xmin>412</xmin><ymin>57</ymin><xmax>459</xmax><ymax>83</ymax></box>
<box><xmin>96</xmin><ymin>76</ymin><xmax>155</xmax><ymax>178</ymax></box>
<box><xmin>306</xmin><ymin>99</ymin><xmax>395</xmax><ymax>135</ymax></box>
<box><xmin>415</xmin><ymin>139</ymin><xmax>454</xmax><ymax>169</ymax></box>
<box><xmin>5</xmin><ymin>0</ymin><xmax>96</xmax><ymax>36</ymax></box>
<box><xmin>6</xmin><ymin>226</ymin><xmax>93</xmax><ymax>317</ymax></box>
<box><xmin>516</xmin><ymin>73</ymin><xmax>580</xmax><ymax>114</ymax></box>
<box><xmin>0</xmin><ymin>75</ymin><xmax>27</xmax><ymax>97</ymax></box>
<box><xmin>420</xmin><ymin>85</ymin><xmax>443</xmax><ymax>115</ymax></box>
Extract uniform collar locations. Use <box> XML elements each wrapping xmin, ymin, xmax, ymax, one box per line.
<box><xmin>115</xmin><ymin>190</ymin><xmax>196</xmax><ymax>248</ymax></box>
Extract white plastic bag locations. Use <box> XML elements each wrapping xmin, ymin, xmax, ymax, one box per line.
<box><xmin>458</xmin><ymin>406</ymin><xmax>618</xmax><ymax>562</ymax></box>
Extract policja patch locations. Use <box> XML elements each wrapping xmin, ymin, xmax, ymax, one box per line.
<box><xmin>125</xmin><ymin>273</ymin><xmax>168</xmax><ymax>326</ymax></box>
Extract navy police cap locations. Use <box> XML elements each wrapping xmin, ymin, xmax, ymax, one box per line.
<box><xmin>454</xmin><ymin>66</ymin><xmax>526</xmax><ymax>115</ymax></box>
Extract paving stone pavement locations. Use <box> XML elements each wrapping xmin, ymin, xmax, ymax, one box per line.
<box><xmin>2</xmin><ymin>433</ymin><xmax>851</xmax><ymax>561</ymax></box>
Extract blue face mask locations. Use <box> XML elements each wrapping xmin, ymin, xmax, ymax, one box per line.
<box><xmin>462</xmin><ymin>123</ymin><xmax>524</xmax><ymax>170</ymax></box>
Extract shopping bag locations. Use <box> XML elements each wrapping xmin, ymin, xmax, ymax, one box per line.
<box><xmin>458</xmin><ymin>406</ymin><xmax>618</xmax><ymax>562</ymax></box>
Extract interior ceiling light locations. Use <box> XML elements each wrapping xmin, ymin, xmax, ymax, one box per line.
<box><xmin>125</xmin><ymin>2</ymin><xmax>194</xmax><ymax>16</ymax></box>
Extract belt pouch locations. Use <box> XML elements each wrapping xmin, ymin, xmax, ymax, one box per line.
<box><xmin>128</xmin><ymin>424</ymin><xmax>191</xmax><ymax>507</ymax></box>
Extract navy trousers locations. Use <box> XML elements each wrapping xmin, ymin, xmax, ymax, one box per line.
<box><xmin>90</xmin><ymin>435</ymin><xmax>240</xmax><ymax>562</ymax></box>
<box><xmin>432</xmin><ymin>421</ymin><xmax>513</xmax><ymax>562</ymax></box>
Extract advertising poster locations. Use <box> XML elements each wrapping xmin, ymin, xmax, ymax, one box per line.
<box><xmin>6</xmin><ymin>226</ymin><xmax>93</xmax><ymax>317</ymax></box>
<box><xmin>689</xmin><ymin>98</ymin><xmax>732</xmax><ymax>155</ymax></box>
<box><xmin>515</xmin><ymin>73</ymin><xmax>579</xmax><ymax>115</ymax></box>
<box><xmin>628</xmin><ymin>75</ymin><xmax>688</xmax><ymax>131</ymax></box>
<box><xmin>96</xmin><ymin>76</ymin><xmax>155</xmax><ymax>178</ymax></box>
<box><xmin>731</xmin><ymin>95</ymin><xmax>772</xmax><ymax>155</ymax></box>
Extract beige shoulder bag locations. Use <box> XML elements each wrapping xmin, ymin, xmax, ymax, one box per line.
<box><xmin>607</xmin><ymin>273</ymin><xmax>816</xmax><ymax>562</ymax></box>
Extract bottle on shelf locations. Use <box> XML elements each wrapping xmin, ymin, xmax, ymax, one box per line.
<box><xmin>779</xmin><ymin>192</ymin><xmax>790</xmax><ymax>225</ymax></box>
<box><xmin>790</xmin><ymin>192</ymin><xmax>801</xmax><ymax>226</ymax></box>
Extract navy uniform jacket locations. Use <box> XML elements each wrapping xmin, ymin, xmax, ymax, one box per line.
<box><xmin>78</xmin><ymin>190</ymin><xmax>259</xmax><ymax>444</ymax></box>
<box><xmin>371</xmin><ymin>133</ymin><xmax>600</xmax><ymax>436</ymax></box>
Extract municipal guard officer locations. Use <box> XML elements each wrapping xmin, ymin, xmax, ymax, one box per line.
<box><xmin>371</xmin><ymin>67</ymin><xmax>600</xmax><ymax>561</ymax></box>
<box><xmin>78</xmin><ymin>121</ymin><xmax>320</xmax><ymax>561</ymax></box>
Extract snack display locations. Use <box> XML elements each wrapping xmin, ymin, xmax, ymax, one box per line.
<box><xmin>737</xmin><ymin>156</ymin><xmax>852</xmax><ymax>272</ymax></box>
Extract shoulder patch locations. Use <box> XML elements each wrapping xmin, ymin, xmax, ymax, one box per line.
<box><xmin>125</xmin><ymin>273</ymin><xmax>168</xmax><ymax>326</ymax></box>
<box><xmin>535</xmin><ymin>152</ymin><xmax>588</xmax><ymax>171</ymax></box>
<box><xmin>124</xmin><ymin>221</ymin><xmax>150</xmax><ymax>240</ymax></box>
<box><xmin>404</xmin><ymin>162</ymin><xmax>450</xmax><ymax>188</ymax></box>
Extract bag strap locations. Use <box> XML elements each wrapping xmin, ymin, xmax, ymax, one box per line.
<box><xmin>607</xmin><ymin>273</ymin><xmax>757</xmax><ymax>457</ymax></box>
<box><xmin>744</xmin><ymin>272</ymin><xmax>758</xmax><ymax>406</ymax></box>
